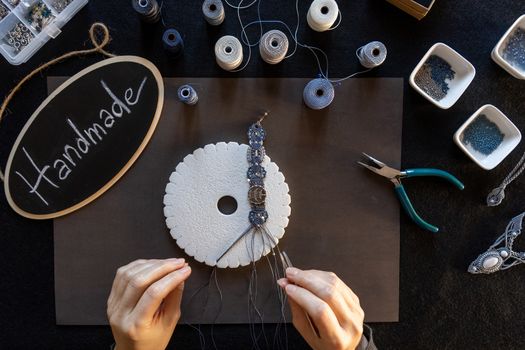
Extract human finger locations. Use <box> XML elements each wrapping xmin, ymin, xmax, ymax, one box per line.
<box><xmin>286</xmin><ymin>268</ymin><xmax>353</xmax><ymax>328</ymax></box>
<box><xmin>306</xmin><ymin>270</ymin><xmax>361</xmax><ymax>307</ymax></box>
<box><xmin>119</xmin><ymin>259</ymin><xmax>186</xmax><ymax>310</ymax></box>
<box><xmin>133</xmin><ymin>265</ymin><xmax>192</xmax><ymax>322</ymax></box>
<box><xmin>284</xmin><ymin>283</ymin><xmax>343</xmax><ymax>340</ymax></box>
<box><xmin>108</xmin><ymin>259</ymin><xmax>150</xmax><ymax>314</ymax></box>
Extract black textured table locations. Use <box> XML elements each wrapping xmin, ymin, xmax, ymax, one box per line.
<box><xmin>1</xmin><ymin>1</ymin><xmax>525</xmax><ymax>349</ymax></box>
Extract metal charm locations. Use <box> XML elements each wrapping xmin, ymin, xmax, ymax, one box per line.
<box><xmin>5</xmin><ymin>23</ymin><xmax>34</xmax><ymax>53</ymax></box>
<box><xmin>51</xmin><ymin>0</ymin><xmax>73</xmax><ymax>12</ymax></box>
<box><xmin>248</xmin><ymin>185</ymin><xmax>267</xmax><ymax>206</ymax></box>
<box><xmin>27</xmin><ymin>2</ymin><xmax>55</xmax><ymax>32</ymax></box>
<box><xmin>0</xmin><ymin>4</ymin><xmax>9</xmax><ymax>20</ymax></box>
<box><xmin>468</xmin><ymin>212</ymin><xmax>525</xmax><ymax>274</ymax></box>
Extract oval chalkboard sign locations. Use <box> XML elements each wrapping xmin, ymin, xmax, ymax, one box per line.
<box><xmin>4</xmin><ymin>56</ymin><xmax>164</xmax><ymax>219</ymax></box>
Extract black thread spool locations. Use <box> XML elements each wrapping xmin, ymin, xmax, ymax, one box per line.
<box><xmin>132</xmin><ymin>0</ymin><xmax>161</xmax><ymax>24</ymax></box>
<box><xmin>162</xmin><ymin>28</ymin><xmax>184</xmax><ymax>58</ymax></box>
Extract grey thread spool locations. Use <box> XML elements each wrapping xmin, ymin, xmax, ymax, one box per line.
<box><xmin>132</xmin><ymin>0</ymin><xmax>161</xmax><ymax>24</ymax></box>
<box><xmin>162</xmin><ymin>28</ymin><xmax>184</xmax><ymax>57</ymax></box>
<box><xmin>177</xmin><ymin>85</ymin><xmax>199</xmax><ymax>105</ymax></box>
<box><xmin>215</xmin><ymin>35</ymin><xmax>243</xmax><ymax>71</ymax></box>
<box><xmin>202</xmin><ymin>0</ymin><xmax>225</xmax><ymax>26</ymax></box>
<box><xmin>357</xmin><ymin>41</ymin><xmax>387</xmax><ymax>68</ymax></box>
<box><xmin>303</xmin><ymin>78</ymin><xmax>335</xmax><ymax>110</ymax></box>
<box><xmin>259</xmin><ymin>30</ymin><xmax>289</xmax><ymax>64</ymax></box>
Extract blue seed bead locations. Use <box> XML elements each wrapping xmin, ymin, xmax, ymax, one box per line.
<box><xmin>502</xmin><ymin>28</ymin><xmax>525</xmax><ymax>72</ymax></box>
<box><xmin>462</xmin><ymin>114</ymin><xmax>505</xmax><ymax>156</ymax></box>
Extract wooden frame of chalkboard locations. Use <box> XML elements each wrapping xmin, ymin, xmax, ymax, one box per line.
<box><xmin>3</xmin><ymin>56</ymin><xmax>164</xmax><ymax>220</ymax></box>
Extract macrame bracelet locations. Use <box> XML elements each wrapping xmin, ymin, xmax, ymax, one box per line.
<box><xmin>247</xmin><ymin>115</ymin><xmax>268</xmax><ymax>227</ymax></box>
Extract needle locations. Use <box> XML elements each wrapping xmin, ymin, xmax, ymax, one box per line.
<box><xmin>215</xmin><ymin>225</ymin><xmax>253</xmax><ymax>264</ymax></box>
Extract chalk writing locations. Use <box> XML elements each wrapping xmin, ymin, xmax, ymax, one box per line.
<box><xmin>14</xmin><ymin>77</ymin><xmax>148</xmax><ymax>205</ymax></box>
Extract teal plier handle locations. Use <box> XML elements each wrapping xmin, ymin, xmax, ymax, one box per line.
<box><xmin>395</xmin><ymin>169</ymin><xmax>464</xmax><ymax>233</ymax></box>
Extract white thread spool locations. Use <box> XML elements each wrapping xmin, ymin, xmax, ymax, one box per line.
<box><xmin>215</xmin><ymin>35</ymin><xmax>244</xmax><ymax>71</ymax></box>
<box><xmin>357</xmin><ymin>41</ymin><xmax>387</xmax><ymax>68</ymax></box>
<box><xmin>202</xmin><ymin>0</ymin><xmax>225</xmax><ymax>26</ymax></box>
<box><xmin>307</xmin><ymin>0</ymin><xmax>339</xmax><ymax>32</ymax></box>
<box><xmin>259</xmin><ymin>30</ymin><xmax>289</xmax><ymax>64</ymax></box>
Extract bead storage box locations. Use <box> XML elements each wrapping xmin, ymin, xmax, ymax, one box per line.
<box><xmin>409</xmin><ymin>43</ymin><xmax>475</xmax><ymax>109</ymax></box>
<box><xmin>492</xmin><ymin>14</ymin><xmax>525</xmax><ymax>80</ymax></box>
<box><xmin>454</xmin><ymin>105</ymin><xmax>521</xmax><ymax>170</ymax></box>
<box><xmin>0</xmin><ymin>0</ymin><xmax>87</xmax><ymax>65</ymax></box>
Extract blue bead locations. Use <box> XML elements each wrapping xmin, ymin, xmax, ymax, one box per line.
<box><xmin>462</xmin><ymin>114</ymin><xmax>505</xmax><ymax>156</ymax></box>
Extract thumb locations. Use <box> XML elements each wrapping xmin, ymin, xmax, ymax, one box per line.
<box><xmin>278</xmin><ymin>278</ymin><xmax>312</xmax><ymax>339</ymax></box>
<box><xmin>288</xmin><ymin>296</ymin><xmax>315</xmax><ymax>343</ymax></box>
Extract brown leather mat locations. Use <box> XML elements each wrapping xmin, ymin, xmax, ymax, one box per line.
<box><xmin>53</xmin><ymin>77</ymin><xmax>403</xmax><ymax>325</ymax></box>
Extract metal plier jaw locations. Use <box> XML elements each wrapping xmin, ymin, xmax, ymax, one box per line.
<box><xmin>358</xmin><ymin>153</ymin><xmax>464</xmax><ymax>233</ymax></box>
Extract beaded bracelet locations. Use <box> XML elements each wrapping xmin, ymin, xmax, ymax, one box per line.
<box><xmin>247</xmin><ymin>114</ymin><xmax>268</xmax><ymax>227</ymax></box>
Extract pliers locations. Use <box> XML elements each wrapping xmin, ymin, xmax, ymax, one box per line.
<box><xmin>358</xmin><ymin>153</ymin><xmax>464</xmax><ymax>233</ymax></box>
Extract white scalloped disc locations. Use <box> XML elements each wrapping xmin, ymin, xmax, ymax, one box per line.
<box><xmin>163</xmin><ymin>142</ymin><xmax>291</xmax><ymax>268</ymax></box>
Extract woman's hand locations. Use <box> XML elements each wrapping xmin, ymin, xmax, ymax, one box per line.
<box><xmin>278</xmin><ymin>268</ymin><xmax>365</xmax><ymax>350</ymax></box>
<box><xmin>107</xmin><ymin>258</ymin><xmax>191</xmax><ymax>350</ymax></box>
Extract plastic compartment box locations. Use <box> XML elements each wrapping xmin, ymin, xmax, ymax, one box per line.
<box><xmin>0</xmin><ymin>0</ymin><xmax>88</xmax><ymax>65</ymax></box>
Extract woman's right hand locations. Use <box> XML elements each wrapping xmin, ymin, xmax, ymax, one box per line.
<box><xmin>278</xmin><ymin>268</ymin><xmax>365</xmax><ymax>350</ymax></box>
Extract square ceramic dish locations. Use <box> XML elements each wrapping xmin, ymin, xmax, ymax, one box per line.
<box><xmin>492</xmin><ymin>14</ymin><xmax>525</xmax><ymax>79</ymax></box>
<box><xmin>453</xmin><ymin>105</ymin><xmax>521</xmax><ymax>170</ymax></box>
<box><xmin>409</xmin><ymin>43</ymin><xmax>476</xmax><ymax>109</ymax></box>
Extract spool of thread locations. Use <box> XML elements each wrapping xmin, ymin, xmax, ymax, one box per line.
<box><xmin>307</xmin><ymin>0</ymin><xmax>339</xmax><ymax>32</ymax></box>
<box><xmin>202</xmin><ymin>0</ymin><xmax>225</xmax><ymax>26</ymax></box>
<box><xmin>259</xmin><ymin>30</ymin><xmax>289</xmax><ymax>65</ymax></box>
<box><xmin>303</xmin><ymin>78</ymin><xmax>335</xmax><ymax>110</ymax></box>
<box><xmin>215</xmin><ymin>35</ymin><xmax>243</xmax><ymax>71</ymax></box>
<box><xmin>177</xmin><ymin>85</ymin><xmax>199</xmax><ymax>105</ymax></box>
<box><xmin>162</xmin><ymin>28</ymin><xmax>184</xmax><ymax>57</ymax></box>
<box><xmin>357</xmin><ymin>41</ymin><xmax>387</xmax><ymax>68</ymax></box>
<box><xmin>131</xmin><ymin>0</ymin><xmax>161</xmax><ymax>24</ymax></box>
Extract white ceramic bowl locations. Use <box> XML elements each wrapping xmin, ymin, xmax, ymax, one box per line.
<box><xmin>409</xmin><ymin>43</ymin><xmax>476</xmax><ymax>109</ymax></box>
<box><xmin>453</xmin><ymin>105</ymin><xmax>521</xmax><ymax>170</ymax></box>
<box><xmin>491</xmin><ymin>14</ymin><xmax>525</xmax><ymax>79</ymax></box>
